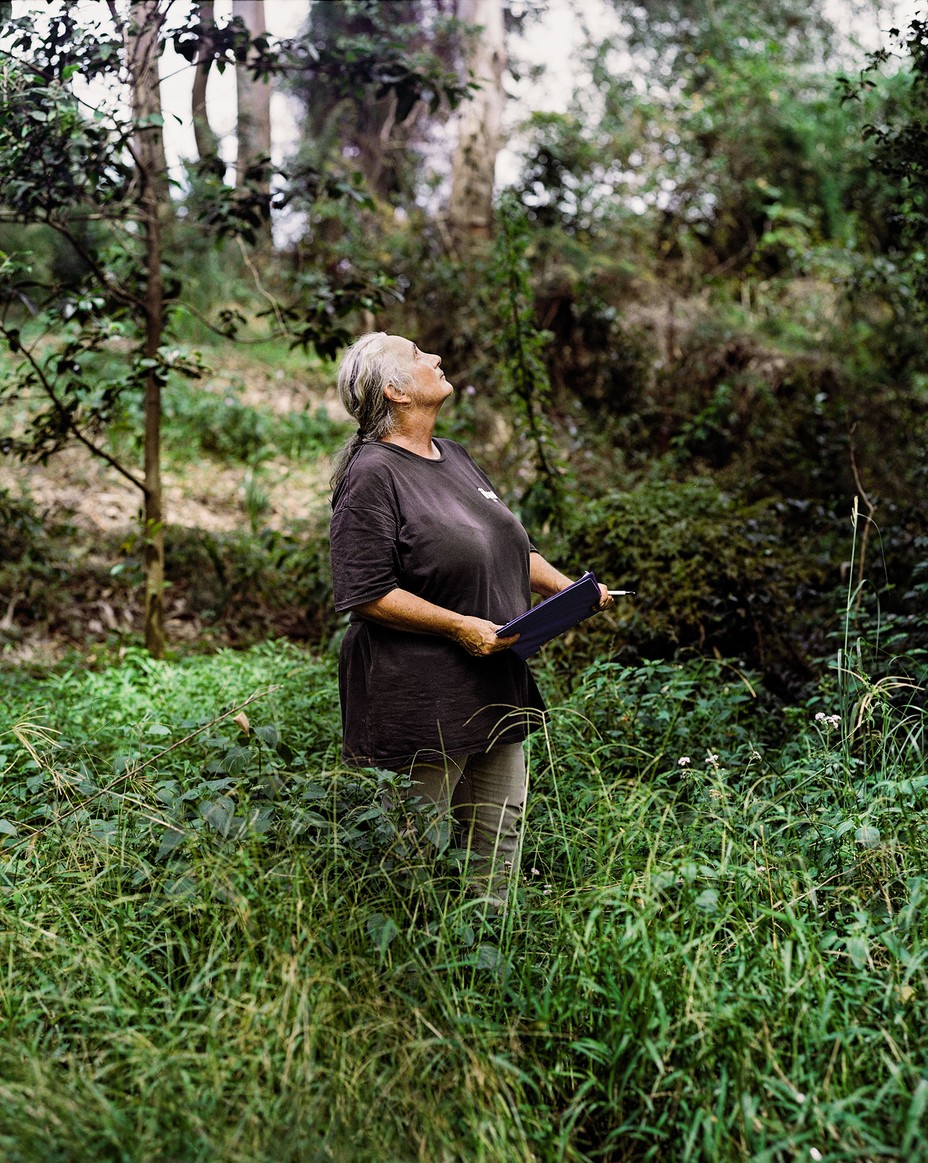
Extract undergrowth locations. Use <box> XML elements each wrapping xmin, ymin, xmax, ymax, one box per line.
<box><xmin>1</xmin><ymin>637</ymin><xmax>927</xmax><ymax>1161</ymax></box>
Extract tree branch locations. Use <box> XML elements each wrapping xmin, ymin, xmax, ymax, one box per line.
<box><xmin>2</xmin><ymin>328</ymin><xmax>147</xmax><ymax>493</ymax></box>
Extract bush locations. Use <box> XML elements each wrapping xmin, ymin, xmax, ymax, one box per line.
<box><xmin>0</xmin><ymin>486</ymin><xmax>42</xmax><ymax>564</ymax></box>
<box><xmin>560</xmin><ymin>472</ymin><xmax>838</xmax><ymax>694</ymax></box>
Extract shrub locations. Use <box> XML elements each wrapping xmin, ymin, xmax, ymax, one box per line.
<box><xmin>560</xmin><ymin>472</ymin><xmax>837</xmax><ymax>694</ymax></box>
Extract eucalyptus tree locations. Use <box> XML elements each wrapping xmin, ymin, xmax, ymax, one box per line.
<box><xmin>447</xmin><ymin>0</ymin><xmax>506</xmax><ymax>250</ymax></box>
<box><xmin>232</xmin><ymin>0</ymin><xmax>271</xmax><ymax>245</ymax></box>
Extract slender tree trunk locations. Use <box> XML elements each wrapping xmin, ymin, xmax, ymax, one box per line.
<box><xmin>192</xmin><ymin>0</ymin><xmax>221</xmax><ymax>165</ymax></box>
<box><xmin>233</xmin><ymin>0</ymin><xmax>272</xmax><ymax>241</ymax></box>
<box><xmin>127</xmin><ymin>0</ymin><xmax>168</xmax><ymax>657</ymax></box>
<box><xmin>447</xmin><ymin>0</ymin><xmax>506</xmax><ymax>249</ymax></box>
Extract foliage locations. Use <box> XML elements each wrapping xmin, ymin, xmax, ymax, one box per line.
<box><xmin>0</xmin><ymin>484</ymin><xmax>41</xmax><ymax>564</ymax></box>
<box><xmin>1</xmin><ymin>639</ymin><xmax>927</xmax><ymax>1160</ymax></box>
<box><xmin>0</xmin><ymin>1</ymin><xmax>469</xmax><ymax>655</ymax></box>
<box><xmin>286</xmin><ymin>0</ymin><xmax>472</xmax><ymax>206</ymax></box>
<box><xmin>560</xmin><ymin>472</ymin><xmax>840</xmax><ymax>694</ymax></box>
<box><xmin>484</xmin><ymin>193</ymin><xmax>568</xmax><ymax>531</ymax></box>
<box><xmin>843</xmin><ymin>16</ymin><xmax>928</xmax><ymax>309</ymax></box>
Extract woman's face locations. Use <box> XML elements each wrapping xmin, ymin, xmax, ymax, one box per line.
<box><xmin>386</xmin><ymin>335</ymin><xmax>454</xmax><ymax>406</ymax></box>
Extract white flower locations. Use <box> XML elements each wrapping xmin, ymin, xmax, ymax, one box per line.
<box><xmin>678</xmin><ymin>756</ymin><xmax>691</xmax><ymax>767</ymax></box>
<box><xmin>815</xmin><ymin>711</ymin><xmax>827</xmax><ymax>721</ymax></box>
<box><xmin>705</xmin><ymin>753</ymin><xmax>720</xmax><ymax>767</ymax></box>
<box><xmin>810</xmin><ymin>1149</ymin><xmax>822</xmax><ymax>1161</ymax></box>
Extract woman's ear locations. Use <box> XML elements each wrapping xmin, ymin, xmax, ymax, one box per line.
<box><xmin>383</xmin><ymin>381</ymin><xmax>409</xmax><ymax>404</ymax></box>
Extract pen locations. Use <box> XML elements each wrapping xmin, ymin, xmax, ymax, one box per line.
<box><xmin>607</xmin><ymin>590</ymin><xmax>636</xmax><ymax>596</ymax></box>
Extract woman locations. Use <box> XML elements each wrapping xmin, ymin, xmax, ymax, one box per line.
<box><xmin>328</xmin><ymin>331</ymin><xmax>612</xmax><ymax>901</ymax></box>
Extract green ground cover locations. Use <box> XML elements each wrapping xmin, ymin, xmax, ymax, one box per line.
<box><xmin>1</xmin><ymin>638</ymin><xmax>926</xmax><ymax>1161</ymax></box>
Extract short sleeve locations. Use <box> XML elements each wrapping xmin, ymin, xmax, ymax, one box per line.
<box><xmin>330</xmin><ymin>502</ymin><xmax>400</xmax><ymax>612</ymax></box>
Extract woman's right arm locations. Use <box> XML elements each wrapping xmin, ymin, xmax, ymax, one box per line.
<box><xmin>353</xmin><ymin>589</ymin><xmax>518</xmax><ymax>658</ymax></box>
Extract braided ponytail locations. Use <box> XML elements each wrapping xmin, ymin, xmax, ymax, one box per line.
<box><xmin>330</xmin><ymin>333</ymin><xmax>411</xmax><ymax>493</ymax></box>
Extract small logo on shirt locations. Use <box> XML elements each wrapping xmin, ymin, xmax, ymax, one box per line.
<box><xmin>478</xmin><ymin>487</ymin><xmax>501</xmax><ymax>503</ymax></box>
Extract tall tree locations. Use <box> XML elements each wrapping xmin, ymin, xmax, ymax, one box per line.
<box><xmin>191</xmin><ymin>0</ymin><xmax>221</xmax><ymax>167</ymax></box>
<box><xmin>232</xmin><ymin>0</ymin><xmax>272</xmax><ymax>193</ymax></box>
<box><xmin>446</xmin><ymin>0</ymin><xmax>506</xmax><ymax>248</ymax></box>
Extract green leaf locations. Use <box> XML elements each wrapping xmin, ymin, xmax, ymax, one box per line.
<box><xmin>156</xmin><ymin>825</ymin><xmax>186</xmax><ymax>860</ymax></box>
<box><xmin>695</xmin><ymin>888</ymin><xmax>719</xmax><ymax>912</ymax></box>
<box><xmin>221</xmin><ymin>745</ymin><xmax>250</xmax><ymax>774</ymax></box>
<box><xmin>846</xmin><ymin>935</ymin><xmax>870</xmax><ymax>970</ymax></box>
<box><xmin>254</xmin><ymin>724</ymin><xmax>279</xmax><ymax>750</ymax></box>
<box><xmin>366</xmin><ymin>912</ymin><xmax>399</xmax><ymax>956</ymax></box>
<box><xmin>200</xmin><ymin>796</ymin><xmax>234</xmax><ymax>835</ymax></box>
<box><xmin>855</xmin><ymin>825</ymin><xmax>881</xmax><ymax>848</ymax></box>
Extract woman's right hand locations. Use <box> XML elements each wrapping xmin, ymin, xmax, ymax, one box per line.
<box><xmin>453</xmin><ymin>615</ymin><xmax>519</xmax><ymax>657</ymax></box>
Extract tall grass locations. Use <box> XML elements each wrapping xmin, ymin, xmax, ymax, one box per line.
<box><xmin>1</xmin><ymin>636</ymin><xmax>927</xmax><ymax>1161</ymax></box>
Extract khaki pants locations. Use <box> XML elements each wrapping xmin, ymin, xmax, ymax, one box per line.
<box><xmin>403</xmin><ymin>742</ymin><xmax>526</xmax><ymax>904</ymax></box>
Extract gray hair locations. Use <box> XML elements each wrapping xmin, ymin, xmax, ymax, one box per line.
<box><xmin>330</xmin><ymin>332</ymin><xmax>412</xmax><ymax>493</ymax></box>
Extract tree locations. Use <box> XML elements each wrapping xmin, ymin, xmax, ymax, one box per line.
<box><xmin>232</xmin><ymin>0</ymin><xmax>272</xmax><ymax>243</ymax></box>
<box><xmin>0</xmin><ymin>1</ymin><xmax>466</xmax><ymax>656</ymax></box>
<box><xmin>191</xmin><ymin>0</ymin><xmax>221</xmax><ymax>167</ymax></box>
<box><xmin>127</xmin><ymin>0</ymin><xmax>171</xmax><ymax>657</ymax></box>
<box><xmin>446</xmin><ymin>0</ymin><xmax>506</xmax><ymax>249</ymax></box>
<box><xmin>289</xmin><ymin>0</ymin><xmax>470</xmax><ymax>205</ymax></box>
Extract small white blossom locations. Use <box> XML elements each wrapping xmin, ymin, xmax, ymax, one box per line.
<box><xmin>678</xmin><ymin>756</ymin><xmax>691</xmax><ymax>767</ymax></box>
<box><xmin>810</xmin><ymin>1150</ymin><xmax>822</xmax><ymax>1161</ymax></box>
<box><xmin>531</xmin><ymin>867</ymin><xmax>541</xmax><ymax>877</ymax></box>
<box><xmin>815</xmin><ymin>711</ymin><xmax>827</xmax><ymax>721</ymax></box>
<box><xmin>705</xmin><ymin>753</ymin><xmax>720</xmax><ymax>768</ymax></box>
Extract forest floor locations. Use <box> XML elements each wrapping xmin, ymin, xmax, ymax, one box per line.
<box><xmin>0</xmin><ymin>348</ymin><xmax>348</xmax><ymax>535</ymax></box>
<box><xmin>0</xmin><ymin>346</ymin><xmax>351</xmax><ymax>666</ymax></box>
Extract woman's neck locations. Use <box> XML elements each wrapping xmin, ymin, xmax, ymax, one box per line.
<box><xmin>380</xmin><ymin>414</ymin><xmax>440</xmax><ymax>459</ymax></box>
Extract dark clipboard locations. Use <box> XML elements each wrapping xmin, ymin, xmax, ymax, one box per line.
<box><xmin>496</xmin><ymin>570</ymin><xmax>602</xmax><ymax>660</ymax></box>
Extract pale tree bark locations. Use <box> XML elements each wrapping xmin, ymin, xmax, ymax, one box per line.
<box><xmin>192</xmin><ymin>0</ymin><xmax>221</xmax><ymax>165</ymax></box>
<box><xmin>233</xmin><ymin>0</ymin><xmax>272</xmax><ymax>235</ymax></box>
<box><xmin>447</xmin><ymin>0</ymin><xmax>506</xmax><ymax>249</ymax></box>
<box><xmin>125</xmin><ymin>0</ymin><xmax>170</xmax><ymax>205</ymax></box>
<box><xmin>126</xmin><ymin>0</ymin><xmax>169</xmax><ymax>657</ymax></box>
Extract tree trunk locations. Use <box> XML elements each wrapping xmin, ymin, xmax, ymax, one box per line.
<box><xmin>127</xmin><ymin>0</ymin><xmax>170</xmax><ymax>206</ymax></box>
<box><xmin>192</xmin><ymin>0</ymin><xmax>221</xmax><ymax>165</ymax></box>
<box><xmin>447</xmin><ymin>0</ymin><xmax>506</xmax><ymax>249</ymax></box>
<box><xmin>233</xmin><ymin>0</ymin><xmax>272</xmax><ymax>241</ymax></box>
<box><xmin>127</xmin><ymin>0</ymin><xmax>168</xmax><ymax>658</ymax></box>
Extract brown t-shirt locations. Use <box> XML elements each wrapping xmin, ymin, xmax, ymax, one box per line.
<box><xmin>329</xmin><ymin>438</ymin><xmax>545</xmax><ymax>768</ymax></box>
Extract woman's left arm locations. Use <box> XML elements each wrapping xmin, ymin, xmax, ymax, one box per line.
<box><xmin>530</xmin><ymin>552</ymin><xmax>613</xmax><ymax>610</ymax></box>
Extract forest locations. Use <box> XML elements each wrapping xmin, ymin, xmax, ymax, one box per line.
<box><xmin>1</xmin><ymin>0</ymin><xmax>928</xmax><ymax>1159</ymax></box>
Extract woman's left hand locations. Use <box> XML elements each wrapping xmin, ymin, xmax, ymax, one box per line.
<box><xmin>594</xmin><ymin>584</ymin><xmax>614</xmax><ymax>612</ymax></box>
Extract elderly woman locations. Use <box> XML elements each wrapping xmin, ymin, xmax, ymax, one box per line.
<box><xmin>329</xmin><ymin>331</ymin><xmax>611</xmax><ymax>901</ymax></box>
